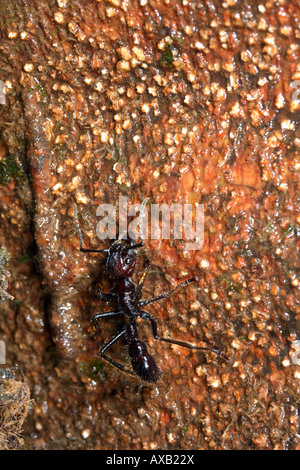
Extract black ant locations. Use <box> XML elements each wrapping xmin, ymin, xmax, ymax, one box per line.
<box><xmin>73</xmin><ymin>205</ymin><xmax>229</xmax><ymax>383</ymax></box>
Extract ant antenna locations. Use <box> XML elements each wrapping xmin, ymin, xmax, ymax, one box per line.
<box><xmin>73</xmin><ymin>203</ymin><xmax>108</xmax><ymax>254</ymax></box>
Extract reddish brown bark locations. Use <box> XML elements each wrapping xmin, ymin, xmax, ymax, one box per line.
<box><xmin>0</xmin><ymin>0</ymin><xmax>299</xmax><ymax>450</ymax></box>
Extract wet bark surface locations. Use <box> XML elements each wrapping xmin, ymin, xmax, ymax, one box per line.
<box><xmin>0</xmin><ymin>0</ymin><xmax>299</xmax><ymax>450</ymax></box>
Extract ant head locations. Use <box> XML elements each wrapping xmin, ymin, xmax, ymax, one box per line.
<box><xmin>106</xmin><ymin>238</ymin><xmax>142</xmax><ymax>278</ymax></box>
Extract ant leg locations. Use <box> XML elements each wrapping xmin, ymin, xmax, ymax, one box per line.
<box><xmin>97</xmin><ymin>285</ymin><xmax>118</xmax><ymax>302</ymax></box>
<box><xmin>92</xmin><ymin>310</ymin><xmax>123</xmax><ymax>329</ymax></box>
<box><xmin>73</xmin><ymin>203</ymin><xmax>109</xmax><ymax>254</ymax></box>
<box><xmin>140</xmin><ymin>311</ymin><xmax>229</xmax><ymax>362</ymax></box>
<box><xmin>93</xmin><ymin>310</ymin><xmax>123</xmax><ymax>320</ymax></box>
<box><xmin>100</xmin><ymin>329</ymin><xmax>137</xmax><ymax>378</ymax></box>
<box><xmin>98</xmin><ymin>292</ymin><xmax>118</xmax><ymax>301</ymax></box>
<box><xmin>140</xmin><ymin>277</ymin><xmax>197</xmax><ymax>307</ymax></box>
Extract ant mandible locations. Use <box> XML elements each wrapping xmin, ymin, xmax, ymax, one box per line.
<box><xmin>73</xmin><ymin>205</ymin><xmax>229</xmax><ymax>383</ymax></box>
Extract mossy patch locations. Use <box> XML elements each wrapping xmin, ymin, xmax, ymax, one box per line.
<box><xmin>0</xmin><ymin>154</ymin><xmax>30</xmax><ymax>185</ymax></box>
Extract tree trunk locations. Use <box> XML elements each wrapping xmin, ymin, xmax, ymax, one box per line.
<box><xmin>0</xmin><ymin>0</ymin><xmax>299</xmax><ymax>450</ymax></box>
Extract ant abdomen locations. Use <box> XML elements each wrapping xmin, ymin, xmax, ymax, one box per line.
<box><xmin>128</xmin><ymin>338</ymin><xmax>160</xmax><ymax>383</ymax></box>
